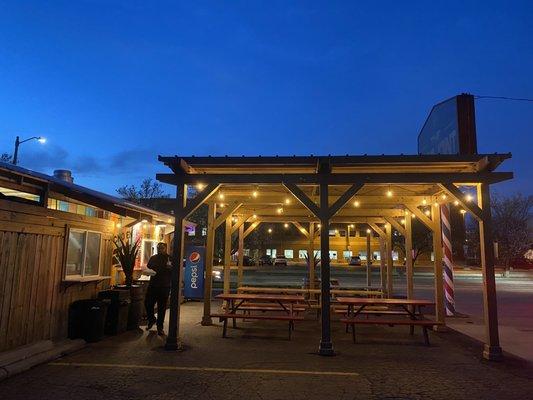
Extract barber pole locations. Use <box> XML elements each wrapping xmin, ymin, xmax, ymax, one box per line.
<box><xmin>441</xmin><ymin>204</ymin><xmax>455</xmax><ymax>316</ymax></box>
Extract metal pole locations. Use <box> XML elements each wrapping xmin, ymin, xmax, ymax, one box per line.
<box><xmin>166</xmin><ymin>183</ymin><xmax>186</xmax><ymax>350</ymax></box>
<box><xmin>12</xmin><ymin>136</ymin><xmax>20</xmax><ymax>165</ymax></box>
<box><xmin>318</xmin><ymin>182</ymin><xmax>334</xmax><ymax>356</ymax></box>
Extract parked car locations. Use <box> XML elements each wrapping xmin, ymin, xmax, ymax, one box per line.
<box><xmin>348</xmin><ymin>256</ymin><xmax>361</xmax><ymax>266</ymax></box>
<box><xmin>243</xmin><ymin>255</ymin><xmax>254</xmax><ymax>266</ymax></box>
<box><xmin>274</xmin><ymin>255</ymin><xmax>288</xmax><ymax>266</ymax></box>
<box><xmin>259</xmin><ymin>255</ymin><xmax>273</xmax><ymax>265</ymax></box>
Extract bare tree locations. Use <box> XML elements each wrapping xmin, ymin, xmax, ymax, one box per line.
<box><xmin>116</xmin><ymin>178</ymin><xmax>169</xmax><ymax>203</ymax></box>
<box><xmin>492</xmin><ymin>193</ymin><xmax>532</xmax><ymax>269</ymax></box>
<box><xmin>1</xmin><ymin>153</ymin><xmax>12</xmax><ymax>163</ymax></box>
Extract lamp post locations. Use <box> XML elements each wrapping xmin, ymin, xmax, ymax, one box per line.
<box><xmin>12</xmin><ymin>136</ymin><xmax>46</xmax><ymax>165</ymax></box>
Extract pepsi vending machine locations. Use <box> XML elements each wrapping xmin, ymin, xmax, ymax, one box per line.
<box><xmin>183</xmin><ymin>245</ymin><xmax>205</xmax><ymax>299</ymax></box>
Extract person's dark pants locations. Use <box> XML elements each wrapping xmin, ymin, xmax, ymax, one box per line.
<box><xmin>144</xmin><ymin>286</ymin><xmax>170</xmax><ymax>329</ymax></box>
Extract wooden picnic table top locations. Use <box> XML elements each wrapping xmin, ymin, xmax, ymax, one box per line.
<box><xmin>216</xmin><ymin>293</ymin><xmax>305</xmax><ymax>302</ymax></box>
<box><xmin>336</xmin><ymin>297</ymin><xmax>435</xmax><ymax>306</ymax></box>
<box><xmin>237</xmin><ymin>286</ymin><xmax>383</xmax><ymax>296</ymax></box>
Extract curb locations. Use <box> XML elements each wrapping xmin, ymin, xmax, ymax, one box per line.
<box><xmin>0</xmin><ymin>339</ymin><xmax>86</xmax><ymax>382</ymax></box>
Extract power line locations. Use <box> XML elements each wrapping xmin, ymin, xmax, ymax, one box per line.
<box><xmin>474</xmin><ymin>95</ymin><xmax>533</xmax><ymax>102</ymax></box>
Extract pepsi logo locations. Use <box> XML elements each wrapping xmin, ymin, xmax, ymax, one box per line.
<box><xmin>189</xmin><ymin>252</ymin><xmax>201</xmax><ymax>263</ymax></box>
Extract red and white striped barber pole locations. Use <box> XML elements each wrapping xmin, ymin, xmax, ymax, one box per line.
<box><xmin>441</xmin><ymin>204</ymin><xmax>455</xmax><ymax>316</ymax></box>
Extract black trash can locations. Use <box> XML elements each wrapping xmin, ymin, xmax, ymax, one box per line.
<box><xmin>68</xmin><ymin>299</ymin><xmax>107</xmax><ymax>343</ymax></box>
<box><xmin>98</xmin><ymin>289</ymin><xmax>130</xmax><ymax>335</ymax></box>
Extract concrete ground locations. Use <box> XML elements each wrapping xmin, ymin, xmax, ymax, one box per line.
<box><xmin>1</xmin><ymin>301</ymin><xmax>532</xmax><ymax>400</ymax></box>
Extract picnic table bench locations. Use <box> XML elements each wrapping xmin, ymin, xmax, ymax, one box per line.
<box><xmin>336</xmin><ymin>297</ymin><xmax>442</xmax><ymax>346</ymax></box>
<box><xmin>212</xmin><ymin>293</ymin><xmax>306</xmax><ymax>340</ymax></box>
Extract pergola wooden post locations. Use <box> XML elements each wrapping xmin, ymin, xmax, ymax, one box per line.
<box><xmin>366</xmin><ymin>229</ymin><xmax>372</xmax><ymax>287</ymax></box>
<box><xmin>237</xmin><ymin>224</ymin><xmax>245</xmax><ymax>286</ymax></box>
<box><xmin>405</xmin><ymin>214</ymin><xmax>414</xmax><ymax>299</ymax></box>
<box><xmin>308</xmin><ymin>222</ymin><xmax>316</xmax><ymax>289</ymax></box>
<box><xmin>477</xmin><ymin>183</ymin><xmax>503</xmax><ymax>360</ymax></box>
<box><xmin>385</xmin><ymin>222</ymin><xmax>393</xmax><ymax>296</ymax></box>
<box><xmin>369</xmin><ymin>222</ymin><xmax>386</xmax><ymax>293</ymax></box>
<box><xmin>223</xmin><ymin>217</ymin><xmax>232</xmax><ymax>294</ymax></box>
<box><xmin>201</xmin><ymin>202</ymin><xmax>217</xmax><ymax>326</ymax></box>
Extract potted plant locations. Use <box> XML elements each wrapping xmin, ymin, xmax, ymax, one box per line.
<box><xmin>113</xmin><ymin>236</ymin><xmax>144</xmax><ymax>330</ymax></box>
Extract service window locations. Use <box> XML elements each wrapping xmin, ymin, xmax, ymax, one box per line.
<box><xmin>66</xmin><ymin>230</ymin><xmax>102</xmax><ymax>277</ymax></box>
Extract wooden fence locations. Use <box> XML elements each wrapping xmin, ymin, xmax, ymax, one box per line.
<box><xmin>0</xmin><ymin>199</ymin><xmax>114</xmax><ymax>352</ymax></box>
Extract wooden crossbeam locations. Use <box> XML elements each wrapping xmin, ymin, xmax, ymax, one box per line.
<box><xmin>231</xmin><ymin>214</ymin><xmax>252</xmax><ymax>234</ymax></box>
<box><xmin>438</xmin><ymin>183</ymin><xmax>483</xmax><ymax>221</ymax></box>
<box><xmin>385</xmin><ymin>217</ymin><xmax>406</xmax><ymax>236</ymax></box>
<box><xmin>243</xmin><ymin>221</ymin><xmax>261</xmax><ymax>238</ymax></box>
<box><xmin>405</xmin><ymin>204</ymin><xmax>434</xmax><ymax>231</ymax></box>
<box><xmin>157</xmin><ymin>171</ymin><xmax>513</xmax><ymax>186</ymax></box>
<box><xmin>291</xmin><ymin>221</ymin><xmax>310</xmax><ymax>239</ymax></box>
<box><xmin>283</xmin><ymin>183</ymin><xmax>320</xmax><ymax>217</ymax></box>
<box><xmin>214</xmin><ymin>202</ymin><xmax>242</xmax><ymax>228</ymax></box>
<box><xmin>368</xmin><ymin>222</ymin><xmax>385</xmax><ymax>238</ymax></box>
<box><xmin>328</xmin><ymin>183</ymin><xmax>364</xmax><ymax>218</ymax></box>
<box><xmin>183</xmin><ymin>183</ymin><xmax>220</xmax><ymax>217</ymax></box>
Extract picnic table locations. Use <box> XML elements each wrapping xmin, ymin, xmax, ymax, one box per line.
<box><xmin>212</xmin><ymin>293</ymin><xmax>306</xmax><ymax>339</ymax></box>
<box><xmin>336</xmin><ymin>297</ymin><xmax>441</xmax><ymax>345</ymax></box>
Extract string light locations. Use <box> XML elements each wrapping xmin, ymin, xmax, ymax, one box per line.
<box><xmin>285</xmin><ymin>198</ymin><xmax>291</xmax><ymax>205</ymax></box>
<box><xmin>196</xmin><ymin>183</ymin><xmax>205</xmax><ymax>191</ymax></box>
<box><xmin>353</xmin><ymin>200</ymin><xmax>360</xmax><ymax>207</ymax></box>
<box><xmin>218</xmin><ymin>192</ymin><xmax>225</xmax><ymax>200</ymax></box>
<box><xmin>386</xmin><ymin>189</ymin><xmax>393</xmax><ymax>197</ymax></box>
<box><xmin>284</xmin><ymin>223</ymin><xmax>289</xmax><ymax>228</ymax></box>
<box><xmin>453</xmin><ymin>200</ymin><xmax>459</xmax><ymax>206</ymax></box>
<box><xmin>268</xmin><ymin>228</ymin><xmax>273</xmax><ymax>233</ymax></box>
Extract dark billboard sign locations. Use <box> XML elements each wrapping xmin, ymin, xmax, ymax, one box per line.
<box><xmin>418</xmin><ymin>93</ymin><xmax>477</xmax><ymax>155</ymax></box>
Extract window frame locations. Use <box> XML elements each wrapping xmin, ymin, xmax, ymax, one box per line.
<box><xmin>65</xmin><ymin>228</ymin><xmax>103</xmax><ymax>279</ymax></box>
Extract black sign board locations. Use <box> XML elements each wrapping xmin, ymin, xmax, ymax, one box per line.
<box><xmin>418</xmin><ymin>93</ymin><xmax>477</xmax><ymax>155</ymax></box>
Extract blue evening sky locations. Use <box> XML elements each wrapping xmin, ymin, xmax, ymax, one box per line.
<box><xmin>0</xmin><ymin>1</ymin><xmax>531</xmax><ymax>196</ymax></box>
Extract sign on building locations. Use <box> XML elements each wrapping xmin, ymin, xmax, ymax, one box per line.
<box><xmin>418</xmin><ymin>93</ymin><xmax>477</xmax><ymax>155</ymax></box>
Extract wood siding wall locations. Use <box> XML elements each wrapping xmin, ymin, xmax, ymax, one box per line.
<box><xmin>0</xmin><ymin>199</ymin><xmax>114</xmax><ymax>352</ymax></box>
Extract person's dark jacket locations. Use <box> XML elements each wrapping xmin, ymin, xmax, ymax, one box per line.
<box><xmin>147</xmin><ymin>253</ymin><xmax>172</xmax><ymax>289</ymax></box>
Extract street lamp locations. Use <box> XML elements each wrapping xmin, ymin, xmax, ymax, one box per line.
<box><xmin>12</xmin><ymin>136</ymin><xmax>46</xmax><ymax>165</ymax></box>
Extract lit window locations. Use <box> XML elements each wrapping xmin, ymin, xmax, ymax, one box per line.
<box><xmin>329</xmin><ymin>251</ymin><xmax>337</xmax><ymax>260</ymax></box>
<box><xmin>299</xmin><ymin>250</ymin><xmax>308</xmax><ymax>259</ymax></box>
<box><xmin>284</xmin><ymin>249</ymin><xmax>294</xmax><ymax>259</ymax></box>
<box><xmin>66</xmin><ymin>230</ymin><xmax>101</xmax><ymax>277</ymax></box>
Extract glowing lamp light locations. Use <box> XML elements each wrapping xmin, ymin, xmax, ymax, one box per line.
<box><xmin>252</xmin><ymin>214</ymin><xmax>257</xmax><ymax>219</ymax></box>
<box><xmin>411</xmin><ymin>214</ymin><xmax>416</xmax><ymax>219</ymax></box>
<box><xmin>460</xmin><ymin>209</ymin><xmax>467</xmax><ymax>214</ymax></box>
<box><xmin>218</xmin><ymin>192</ymin><xmax>225</xmax><ymax>200</ymax></box>
<box><xmin>196</xmin><ymin>183</ymin><xmax>205</xmax><ymax>191</ymax></box>
<box><xmin>441</xmin><ymin>194</ymin><xmax>447</xmax><ymax>200</ymax></box>
<box><xmin>219</xmin><ymin>203</ymin><xmax>225</xmax><ymax>208</ymax></box>
<box><xmin>115</xmin><ymin>222</ymin><xmax>122</xmax><ymax>228</ymax></box>
<box><xmin>37</xmin><ymin>137</ymin><xmax>46</xmax><ymax>144</ymax></box>
<box><xmin>434</xmin><ymin>202</ymin><xmax>439</xmax><ymax>207</ymax></box>
<box><xmin>401</xmin><ymin>219</ymin><xmax>406</xmax><ymax>224</ymax></box>
<box><xmin>317</xmin><ymin>223</ymin><xmax>321</xmax><ymax>228</ymax></box>
<box><xmin>386</xmin><ymin>190</ymin><xmax>393</xmax><ymax>198</ymax></box>
<box><xmin>353</xmin><ymin>200</ymin><xmax>360</xmax><ymax>207</ymax></box>
<box><xmin>465</xmin><ymin>194</ymin><xmax>473</xmax><ymax>202</ymax></box>
<box><xmin>277</xmin><ymin>207</ymin><xmax>283</xmax><ymax>214</ymax></box>
<box><xmin>404</xmin><ymin>210</ymin><xmax>410</xmax><ymax>216</ymax></box>
<box><xmin>454</xmin><ymin>200</ymin><xmax>459</xmax><ymax>206</ymax></box>
<box><xmin>422</xmin><ymin>198</ymin><xmax>427</xmax><ymax>205</ymax></box>
<box><xmin>284</xmin><ymin>223</ymin><xmax>289</xmax><ymax>228</ymax></box>
<box><xmin>285</xmin><ymin>198</ymin><xmax>291</xmax><ymax>205</ymax></box>
<box><xmin>141</xmin><ymin>219</ymin><xmax>148</xmax><ymax>223</ymax></box>
<box><xmin>268</xmin><ymin>228</ymin><xmax>273</xmax><ymax>233</ymax></box>
<box><xmin>167</xmin><ymin>218</ymin><xmax>172</xmax><ymax>223</ymax></box>
<box><xmin>424</xmin><ymin>210</ymin><xmax>431</xmax><ymax>216</ymax></box>
<box><xmin>334</xmin><ymin>229</ymin><xmax>339</xmax><ymax>234</ymax></box>
<box><xmin>366</xmin><ymin>228</ymin><xmax>371</xmax><ymax>234</ymax></box>
<box><xmin>349</xmin><ymin>224</ymin><xmax>354</xmax><ymax>228</ymax></box>
<box><xmin>252</xmin><ymin>190</ymin><xmax>258</xmax><ymax>198</ymax></box>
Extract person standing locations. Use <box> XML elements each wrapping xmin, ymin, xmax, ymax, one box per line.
<box><xmin>144</xmin><ymin>242</ymin><xmax>172</xmax><ymax>335</ymax></box>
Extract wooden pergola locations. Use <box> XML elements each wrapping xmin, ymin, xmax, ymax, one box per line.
<box><xmin>157</xmin><ymin>153</ymin><xmax>512</xmax><ymax>359</ymax></box>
